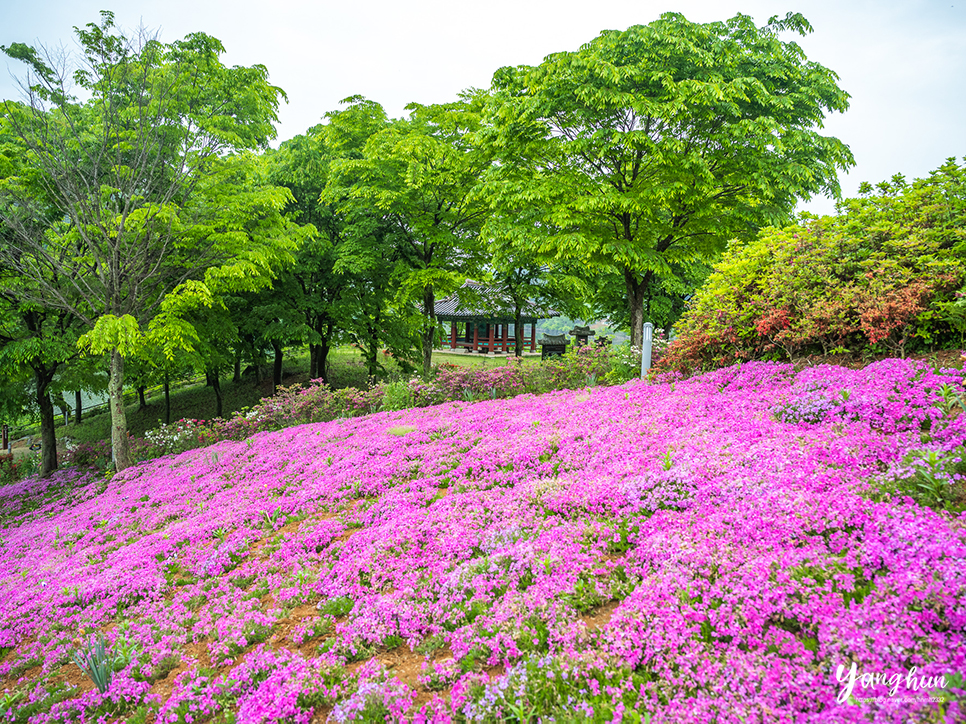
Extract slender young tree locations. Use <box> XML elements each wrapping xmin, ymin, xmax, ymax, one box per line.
<box><xmin>0</xmin><ymin>14</ymin><xmax>300</xmax><ymax>470</ymax></box>
<box><xmin>265</xmin><ymin>125</ymin><xmax>346</xmax><ymax>382</ymax></box>
<box><xmin>0</xmin><ymin>301</ymin><xmax>82</xmax><ymax>477</ymax></box>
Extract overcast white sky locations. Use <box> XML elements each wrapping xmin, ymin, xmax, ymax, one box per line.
<box><xmin>1</xmin><ymin>0</ymin><xmax>963</xmax><ymax>215</ymax></box>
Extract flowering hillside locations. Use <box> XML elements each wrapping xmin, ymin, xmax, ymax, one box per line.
<box><xmin>1</xmin><ymin>360</ymin><xmax>964</xmax><ymax>722</ymax></box>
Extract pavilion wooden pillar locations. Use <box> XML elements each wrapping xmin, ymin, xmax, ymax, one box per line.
<box><xmin>473</xmin><ymin>323</ymin><xmax>480</xmax><ymax>352</ymax></box>
<box><xmin>449</xmin><ymin>321</ymin><xmax>457</xmax><ymax>349</ymax></box>
<box><xmin>487</xmin><ymin>323</ymin><xmax>495</xmax><ymax>355</ymax></box>
<box><xmin>504</xmin><ymin>324</ymin><xmax>510</xmax><ymax>353</ymax></box>
<box><xmin>529</xmin><ymin>322</ymin><xmax>537</xmax><ymax>352</ymax></box>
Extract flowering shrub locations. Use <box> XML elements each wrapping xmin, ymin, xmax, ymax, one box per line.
<box><xmin>661</xmin><ymin>160</ymin><xmax>966</xmax><ymax>371</ymax></box>
<box><xmin>0</xmin><ymin>453</ymin><xmax>33</xmax><ymax>485</ymax></box>
<box><xmin>0</xmin><ymin>451</ymin><xmax>48</xmax><ymax>485</ymax></box>
<box><xmin>603</xmin><ymin>334</ymin><xmax>669</xmax><ymax>385</ymax></box>
<box><xmin>60</xmin><ymin>439</ymin><xmax>113</xmax><ymax>470</ymax></box>
<box><xmin>60</xmin><ymin>436</ymin><xmax>155</xmax><ymax>473</ymax></box>
<box><xmin>2</xmin><ymin>358</ymin><xmax>964</xmax><ymax>721</ymax></box>
<box><xmin>143</xmin><ymin>418</ymin><xmax>208</xmax><ymax>456</ymax></box>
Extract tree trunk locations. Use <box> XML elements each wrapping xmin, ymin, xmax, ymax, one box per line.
<box><xmin>233</xmin><ymin>350</ymin><xmax>241</xmax><ymax>383</ymax></box>
<box><xmin>514</xmin><ymin>306</ymin><xmax>524</xmax><ymax>357</ymax></box>
<box><xmin>624</xmin><ymin>269</ymin><xmax>650</xmax><ymax>350</ymax></box>
<box><xmin>210</xmin><ymin>367</ymin><xmax>223</xmax><ymax>418</ymax></box>
<box><xmin>252</xmin><ymin>340</ymin><xmax>262</xmax><ymax>383</ymax></box>
<box><xmin>312</xmin><ymin>327</ymin><xmax>331</xmax><ymax>383</ymax></box>
<box><xmin>35</xmin><ymin>368</ymin><xmax>57</xmax><ymax>478</ymax></box>
<box><xmin>366</xmin><ymin>342</ymin><xmax>378</xmax><ymax>381</ymax></box>
<box><xmin>74</xmin><ymin>390</ymin><xmax>83</xmax><ymax>425</ymax></box>
<box><xmin>309</xmin><ymin>343</ymin><xmax>320</xmax><ymax>378</ymax></box>
<box><xmin>245</xmin><ymin>335</ymin><xmax>262</xmax><ymax>383</ymax></box>
<box><xmin>163</xmin><ymin>374</ymin><xmax>171</xmax><ymax>425</ymax></box>
<box><xmin>109</xmin><ymin>349</ymin><xmax>132</xmax><ymax>471</ymax></box>
<box><xmin>421</xmin><ymin>284</ymin><xmax>435</xmax><ymax>378</ymax></box>
<box><xmin>272</xmin><ymin>341</ymin><xmax>283</xmax><ymax>395</ymax></box>
<box><xmin>363</xmin><ymin>315</ymin><xmax>379</xmax><ymax>380</ymax></box>
<box><xmin>137</xmin><ymin>385</ymin><xmax>147</xmax><ymax>410</ymax></box>
<box><xmin>318</xmin><ymin>336</ymin><xmax>331</xmax><ymax>384</ymax></box>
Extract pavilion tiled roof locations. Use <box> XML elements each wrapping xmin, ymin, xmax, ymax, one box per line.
<box><xmin>434</xmin><ymin>280</ymin><xmax>558</xmax><ymax>323</ymax></box>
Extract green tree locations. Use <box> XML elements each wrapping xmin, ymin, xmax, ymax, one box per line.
<box><xmin>0</xmin><ymin>299</ymin><xmax>82</xmax><ymax>476</ymax></box>
<box><xmin>485</xmin><ymin>222</ymin><xmax>587</xmax><ymax>356</ymax></box>
<box><xmin>267</xmin><ymin>128</ymin><xmax>338</xmax><ymax>381</ymax></box>
<box><xmin>338</xmin><ymin>216</ymin><xmax>418</xmax><ymax>379</ymax></box>
<box><xmin>0</xmin><ymin>14</ymin><xmax>301</xmax><ymax>470</ymax></box>
<box><xmin>327</xmin><ymin>95</ymin><xmax>493</xmax><ymax>376</ymax></box>
<box><xmin>479</xmin><ymin>11</ymin><xmax>854</xmax><ymax>348</ymax></box>
<box><xmin>266</xmin><ymin>121</ymin><xmax>353</xmax><ymax>383</ymax></box>
<box><xmin>589</xmin><ymin>260</ymin><xmax>711</xmax><ymax>336</ymax></box>
<box><xmin>265</xmin><ymin>99</ymin><xmax>419</xmax><ymax>384</ymax></box>
<box><xmin>0</xmin><ymin>129</ymin><xmax>87</xmax><ymax>476</ymax></box>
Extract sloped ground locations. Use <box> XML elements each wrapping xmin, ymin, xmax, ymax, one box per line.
<box><xmin>0</xmin><ymin>360</ymin><xmax>964</xmax><ymax>722</ymax></box>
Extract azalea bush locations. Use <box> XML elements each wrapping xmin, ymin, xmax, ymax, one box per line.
<box><xmin>60</xmin><ymin>440</ymin><xmax>112</xmax><ymax>470</ymax></box>
<box><xmin>60</xmin><ymin>437</ymin><xmax>157</xmax><ymax>473</ymax></box>
<box><xmin>662</xmin><ymin>159</ymin><xmax>966</xmax><ymax>372</ymax></box>
<box><xmin>1</xmin><ymin>358</ymin><xmax>964</xmax><ymax>721</ymax></box>
<box><xmin>0</xmin><ymin>453</ymin><xmax>43</xmax><ymax>487</ymax></box>
<box><xmin>143</xmin><ymin>418</ymin><xmax>208</xmax><ymax>457</ymax></box>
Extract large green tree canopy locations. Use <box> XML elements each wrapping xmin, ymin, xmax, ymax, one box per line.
<box><xmin>325</xmin><ymin>95</ymin><xmax>493</xmax><ymax>376</ymax></box>
<box><xmin>266</xmin><ymin>101</ymin><xmax>417</xmax><ymax>384</ymax></box>
<box><xmin>479</xmin><ymin>11</ymin><xmax>854</xmax><ymax>347</ymax></box>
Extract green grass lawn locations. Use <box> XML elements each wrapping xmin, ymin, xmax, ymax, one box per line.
<box><xmin>433</xmin><ymin>349</ymin><xmax>543</xmax><ymax>368</ymax></box>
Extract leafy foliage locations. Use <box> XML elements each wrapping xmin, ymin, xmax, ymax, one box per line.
<box><xmin>479</xmin><ymin>11</ymin><xmax>853</xmax><ymax>347</ymax></box>
<box><xmin>326</xmin><ymin>95</ymin><xmax>493</xmax><ymax>376</ymax></box>
<box><xmin>663</xmin><ymin>159</ymin><xmax>966</xmax><ymax>371</ymax></box>
<box><xmin>0</xmin><ymin>14</ymin><xmax>302</xmax><ymax>470</ymax></box>
<box><xmin>72</xmin><ymin>633</ymin><xmax>116</xmax><ymax>693</ymax></box>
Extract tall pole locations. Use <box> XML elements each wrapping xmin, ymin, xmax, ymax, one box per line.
<box><xmin>640</xmin><ymin>322</ymin><xmax>654</xmax><ymax>378</ymax></box>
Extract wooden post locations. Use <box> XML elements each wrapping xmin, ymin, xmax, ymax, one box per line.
<box><xmin>530</xmin><ymin>322</ymin><xmax>537</xmax><ymax>352</ymax></box>
<box><xmin>504</xmin><ymin>323</ymin><xmax>510</xmax><ymax>353</ymax></box>
<box><xmin>473</xmin><ymin>322</ymin><xmax>480</xmax><ymax>352</ymax></box>
<box><xmin>487</xmin><ymin>323</ymin><xmax>495</xmax><ymax>355</ymax></box>
<box><xmin>449</xmin><ymin>321</ymin><xmax>457</xmax><ymax>349</ymax></box>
